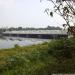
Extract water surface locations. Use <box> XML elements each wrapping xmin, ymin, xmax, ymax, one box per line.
<box><xmin>0</xmin><ymin>37</ymin><xmax>50</xmax><ymax>49</ymax></box>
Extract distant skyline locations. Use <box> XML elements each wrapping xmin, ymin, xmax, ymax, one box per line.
<box><xmin>0</xmin><ymin>0</ymin><xmax>65</xmax><ymax>28</ymax></box>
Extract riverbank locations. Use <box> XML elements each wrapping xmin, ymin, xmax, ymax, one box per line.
<box><xmin>0</xmin><ymin>41</ymin><xmax>56</xmax><ymax>75</ymax></box>
<box><xmin>0</xmin><ymin>38</ymin><xmax>75</xmax><ymax>75</ymax></box>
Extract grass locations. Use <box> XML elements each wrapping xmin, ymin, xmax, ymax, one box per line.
<box><xmin>0</xmin><ymin>41</ymin><xmax>56</xmax><ymax>75</ymax></box>
<box><xmin>0</xmin><ymin>38</ymin><xmax>75</xmax><ymax>75</ymax></box>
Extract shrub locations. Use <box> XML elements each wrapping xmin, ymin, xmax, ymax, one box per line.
<box><xmin>14</xmin><ymin>44</ymin><xmax>20</xmax><ymax>48</ymax></box>
<box><xmin>48</xmin><ymin>38</ymin><xmax>75</xmax><ymax>62</ymax></box>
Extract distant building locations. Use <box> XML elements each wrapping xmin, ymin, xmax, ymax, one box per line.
<box><xmin>3</xmin><ymin>30</ymin><xmax>68</xmax><ymax>39</ymax></box>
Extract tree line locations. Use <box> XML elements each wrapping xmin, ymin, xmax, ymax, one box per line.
<box><xmin>0</xmin><ymin>26</ymin><xmax>62</xmax><ymax>32</ymax></box>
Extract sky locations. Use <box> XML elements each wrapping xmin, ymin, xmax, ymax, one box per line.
<box><xmin>0</xmin><ymin>0</ymin><xmax>65</xmax><ymax>28</ymax></box>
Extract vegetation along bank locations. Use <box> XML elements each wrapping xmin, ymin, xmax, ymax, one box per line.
<box><xmin>0</xmin><ymin>38</ymin><xmax>75</xmax><ymax>75</ymax></box>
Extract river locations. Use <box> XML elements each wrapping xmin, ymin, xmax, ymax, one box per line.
<box><xmin>0</xmin><ymin>37</ymin><xmax>50</xmax><ymax>49</ymax></box>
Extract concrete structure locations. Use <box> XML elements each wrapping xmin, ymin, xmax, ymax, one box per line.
<box><xmin>3</xmin><ymin>30</ymin><xmax>68</xmax><ymax>39</ymax></box>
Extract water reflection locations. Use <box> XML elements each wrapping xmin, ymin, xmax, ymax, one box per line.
<box><xmin>0</xmin><ymin>37</ymin><xmax>50</xmax><ymax>49</ymax></box>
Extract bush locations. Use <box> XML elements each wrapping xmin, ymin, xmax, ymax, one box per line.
<box><xmin>48</xmin><ymin>38</ymin><xmax>75</xmax><ymax>61</ymax></box>
<box><xmin>14</xmin><ymin>44</ymin><xmax>20</xmax><ymax>48</ymax></box>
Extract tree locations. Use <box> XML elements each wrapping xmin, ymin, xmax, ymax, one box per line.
<box><xmin>41</xmin><ymin>0</ymin><xmax>75</xmax><ymax>36</ymax></box>
<box><xmin>17</xmin><ymin>27</ymin><xmax>23</xmax><ymax>30</ymax></box>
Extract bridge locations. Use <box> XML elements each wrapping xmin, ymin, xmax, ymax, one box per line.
<box><xmin>3</xmin><ymin>30</ymin><xmax>68</xmax><ymax>39</ymax></box>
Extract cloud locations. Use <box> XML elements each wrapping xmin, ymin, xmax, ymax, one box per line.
<box><xmin>0</xmin><ymin>0</ymin><xmax>16</xmax><ymax>16</ymax></box>
<box><xmin>0</xmin><ymin>0</ymin><xmax>16</xmax><ymax>27</ymax></box>
<box><xmin>0</xmin><ymin>0</ymin><xmax>15</xmax><ymax>9</ymax></box>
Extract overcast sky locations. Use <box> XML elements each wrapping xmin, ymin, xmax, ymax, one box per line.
<box><xmin>0</xmin><ymin>0</ymin><xmax>65</xmax><ymax>28</ymax></box>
